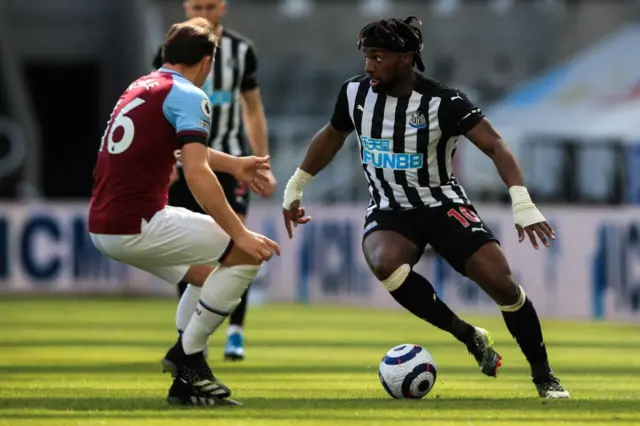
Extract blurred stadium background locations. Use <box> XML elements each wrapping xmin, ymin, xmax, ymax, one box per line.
<box><xmin>1</xmin><ymin>1</ymin><xmax>640</xmax><ymax>425</ymax></box>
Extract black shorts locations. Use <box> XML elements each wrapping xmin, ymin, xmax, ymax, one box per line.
<box><xmin>363</xmin><ymin>204</ymin><xmax>499</xmax><ymax>276</ymax></box>
<box><xmin>169</xmin><ymin>167</ymin><xmax>250</xmax><ymax>216</ymax></box>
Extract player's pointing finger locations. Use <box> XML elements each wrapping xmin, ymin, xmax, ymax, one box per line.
<box><xmin>282</xmin><ymin>209</ymin><xmax>293</xmax><ymax>239</ymax></box>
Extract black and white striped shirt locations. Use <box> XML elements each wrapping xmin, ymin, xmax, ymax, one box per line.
<box><xmin>330</xmin><ymin>74</ymin><xmax>484</xmax><ymax>212</ymax></box>
<box><xmin>153</xmin><ymin>27</ymin><xmax>258</xmax><ymax>156</ymax></box>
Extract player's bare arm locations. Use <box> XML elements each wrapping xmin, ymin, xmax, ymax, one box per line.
<box><xmin>181</xmin><ymin>142</ymin><xmax>246</xmax><ymax>237</ymax></box>
<box><xmin>206</xmin><ymin>148</ymin><xmax>271</xmax><ymax>194</ymax></box>
<box><xmin>181</xmin><ymin>142</ymin><xmax>280</xmax><ymax>260</ymax></box>
<box><xmin>240</xmin><ymin>88</ymin><xmax>277</xmax><ymax>196</ymax></box>
<box><xmin>282</xmin><ymin>123</ymin><xmax>351</xmax><ymax>239</ymax></box>
<box><xmin>465</xmin><ymin>119</ymin><xmax>554</xmax><ymax>249</ymax></box>
<box><xmin>300</xmin><ymin>123</ymin><xmax>351</xmax><ymax>176</ymax></box>
<box><xmin>175</xmin><ymin>148</ymin><xmax>271</xmax><ymax>194</ymax></box>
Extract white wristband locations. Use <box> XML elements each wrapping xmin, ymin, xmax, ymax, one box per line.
<box><xmin>282</xmin><ymin>168</ymin><xmax>314</xmax><ymax>209</ymax></box>
<box><xmin>508</xmin><ymin>185</ymin><xmax>532</xmax><ymax>206</ymax></box>
<box><xmin>509</xmin><ymin>185</ymin><xmax>545</xmax><ymax>228</ymax></box>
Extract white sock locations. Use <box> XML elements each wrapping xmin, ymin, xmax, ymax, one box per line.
<box><xmin>182</xmin><ymin>264</ymin><xmax>260</xmax><ymax>355</ymax></box>
<box><xmin>176</xmin><ymin>284</ymin><xmax>201</xmax><ymax>333</ymax></box>
<box><xmin>227</xmin><ymin>324</ymin><xmax>243</xmax><ymax>336</ymax></box>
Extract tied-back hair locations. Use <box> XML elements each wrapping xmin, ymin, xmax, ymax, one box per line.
<box><xmin>357</xmin><ymin>16</ymin><xmax>425</xmax><ymax>72</ymax></box>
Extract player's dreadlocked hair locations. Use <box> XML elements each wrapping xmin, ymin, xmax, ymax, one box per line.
<box><xmin>357</xmin><ymin>16</ymin><xmax>425</xmax><ymax>72</ymax></box>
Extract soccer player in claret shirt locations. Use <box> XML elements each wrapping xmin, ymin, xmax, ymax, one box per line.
<box><xmin>282</xmin><ymin>16</ymin><xmax>569</xmax><ymax>399</ymax></box>
<box><xmin>89</xmin><ymin>17</ymin><xmax>280</xmax><ymax>406</ymax></box>
<box><xmin>154</xmin><ymin>0</ymin><xmax>275</xmax><ymax>361</ymax></box>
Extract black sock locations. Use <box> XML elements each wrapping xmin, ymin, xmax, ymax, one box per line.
<box><xmin>390</xmin><ymin>271</ymin><xmax>475</xmax><ymax>344</ymax></box>
<box><xmin>176</xmin><ymin>281</ymin><xmax>188</xmax><ymax>298</ymax></box>
<box><xmin>229</xmin><ymin>288</ymin><xmax>249</xmax><ymax>327</ymax></box>
<box><xmin>170</xmin><ymin>335</ymin><xmax>187</xmax><ymax>360</ymax></box>
<box><xmin>501</xmin><ymin>297</ymin><xmax>551</xmax><ymax>378</ymax></box>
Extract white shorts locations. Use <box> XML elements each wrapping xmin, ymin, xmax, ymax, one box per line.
<box><xmin>90</xmin><ymin>206</ymin><xmax>231</xmax><ymax>285</ymax></box>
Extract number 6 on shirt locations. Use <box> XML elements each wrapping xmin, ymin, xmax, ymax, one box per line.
<box><xmin>99</xmin><ymin>97</ymin><xmax>146</xmax><ymax>154</ymax></box>
<box><xmin>447</xmin><ymin>206</ymin><xmax>481</xmax><ymax>228</ymax></box>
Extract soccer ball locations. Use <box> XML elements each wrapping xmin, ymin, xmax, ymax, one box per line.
<box><xmin>378</xmin><ymin>344</ymin><xmax>437</xmax><ymax>399</ymax></box>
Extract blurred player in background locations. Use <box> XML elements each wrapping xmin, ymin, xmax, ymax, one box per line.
<box><xmin>90</xmin><ymin>18</ymin><xmax>279</xmax><ymax>406</ymax></box>
<box><xmin>282</xmin><ymin>16</ymin><xmax>569</xmax><ymax>399</ymax></box>
<box><xmin>153</xmin><ymin>0</ymin><xmax>275</xmax><ymax>362</ymax></box>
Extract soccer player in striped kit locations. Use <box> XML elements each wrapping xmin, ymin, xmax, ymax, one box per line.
<box><xmin>282</xmin><ymin>16</ymin><xmax>569</xmax><ymax>399</ymax></box>
<box><xmin>154</xmin><ymin>0</ymin><xmax>276</xmax><ymax>361</ymax></box>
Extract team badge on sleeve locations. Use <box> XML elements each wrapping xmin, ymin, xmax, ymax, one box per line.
<box><xmin>200</xmin><ymin>99</ymin><xmax>212</xmax><ymax>119</ymax></box>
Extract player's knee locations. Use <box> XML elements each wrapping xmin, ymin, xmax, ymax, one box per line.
<box><xmin>488</xmin><ymin>276</ymin><xmax>522</xmax><ymax>306</ymax></box>
<box><xmin>199</xmin><ymin>264</ymin><xmax>260</xmax><ymax>313</ymax></box>
<box><xmin>183</xmin><ymin>265</ymin><xmax>216</xmax><ymax>287</ymax></box>
<box><xmin>222</xmin><ymin>244</ymin><xmax>263</xmax><ymax>267</ymax></box>
<box><xmin>497</xmin><ymin>283</ymin><xmax>526</xmax><ymax>312</ymax></box>
<box><xmin>226</xmin><ymin>264</ymin><xmax>261</xmax><ymax>295</ymax></box>
<box><xmin>368</xmin><ymin>254</ymin><xmax>408</xmax><ymax>282</ymax></box>
<box><xmin>363</xmin><ymin>230</ymin><xmax>418</xmax><ymax>282</ymax></box>
<box><xmin>465</xmin><ymin>242</ymin><xmax>519</xmax><ymax>305</ymax></box>
<box><xmin>472</xmin><ymin>267</ymin><xmax>520</xmax><ymax>306</ymax></box>
<box><xmin>379</xmin><ymin>264</ymin><xmax>411</xmax><ymax>292</ymax></box>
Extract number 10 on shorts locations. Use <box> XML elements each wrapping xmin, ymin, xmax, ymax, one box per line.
<box><xmin>447</xmin><ymin>206</ymin><xmax>481</xmax><ymax>228</ymax></box>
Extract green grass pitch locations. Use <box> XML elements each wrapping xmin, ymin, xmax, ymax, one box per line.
<box><xmin>1</xmin><ymin>297</ymin><xmax>639</xmax><ymax>425</ymax></box>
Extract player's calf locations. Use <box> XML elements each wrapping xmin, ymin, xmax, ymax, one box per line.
<box><xmin>178</xmin><ymin>245</ymin><xmax>260</xmax><ymax>350</ymax></box>
<box><xmin>174</xmin><ymin>266</ymin><xmax>216</xmax><ymax>356</ymax></box>
<box><xmin>465</xmin><ymin>242</ymin><xmax>569</xmax><ymax>397</ymax></box>
<box><xmin>465</xmin><ymin>243</ymin><xmax>548</xmax><ymax>377</ymax></box>
<box><xmin>174</xmin><ymin>246</ymin><xmax>260</xmax><ymax>370</ymax></box>
<box><xmin>180</xmin><ymin>263</ymin><xmax>259</xmax><ymax>356</ymax></box>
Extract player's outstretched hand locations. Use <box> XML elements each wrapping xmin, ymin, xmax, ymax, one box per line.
<box><xmin>235</xmin><ymin>229</ymin><xmax>281</xmax><ymax>262</ymax></box>
<box><xmin>235</xmin><ymin>156</ymin><xmax>271</xmax><ymax>194</ymax></box>
<box><xmin>510</xmin><ymin>186</ymin><xmax>555</xmax><ymax>250</ymax></box>
<box><xmin>282</xmin><ymin>199</ymin><xmax>312</xmax><ymax>239</ymax></box>
<box><xmin>516</xmin><ymin>221</ymin><xmax>555</xmax><ymax>250</ymax></box>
